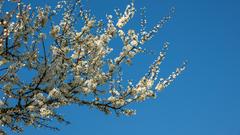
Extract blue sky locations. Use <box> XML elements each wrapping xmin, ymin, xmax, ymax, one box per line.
<box><xmin>5</xmin><ymin>0</ymin><xmax>240</xmax><ymax>135</ymax></box>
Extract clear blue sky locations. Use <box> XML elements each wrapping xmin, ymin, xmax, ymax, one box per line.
<box><xmin>8</xmin><ymin>0</ymin><xmax>240</xmax><ymax>135</ymax></box>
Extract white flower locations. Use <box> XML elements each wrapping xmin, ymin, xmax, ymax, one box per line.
<box><xmin>75</xmin><ymin>32</ymin><xmax>83</xmax><ymax>41</ymax></box>
<box><xmin>125</xmin><ymin>44</ymin><xmax>132</xmax><ymax>51</ymax></box>
<box><xmin>48</xmin><ymin>88</ymin><xmax>61</xmax><ymax>98</ymax></box>
<box><xmin>2</xmin><ymin>115</ymin><xmax>12</xmax><ymax>124</ymax></box>
<box><xmin>34</xmin><ymin>93</ymin><xmax>45</xmax><ymax>100</ymax></box>
<box><xmin>71</xmin><ymin>51</ymin><xmax>79</xmax><ymax>59</ymax></box>
<box><xmin>82</xmin><ymin>87</ymin><xmax>91</xmax><ymax>94</ymax></box>
<box><xmin>116</xmin><ymin>19</ymin><xmax>124</xmax><ymax>28</ymax></box>
<box><xmin>110</xmin><ymin>89</ymin><xmax>120</xmax><ymax>96</ymax></box>
<box><xmin>0</xmin><ymin>59</ymin><xmax>7</xmax><ymax>66</ymax></box>
<box><xmin>56</xmin><ymin>4</ymin><xmax>62</xmax><ymax>9</ymax></box>
<box><xmin>126</xmin><ymin>98</ymin><xmax>133</xmax><ymax>103</ymax></box>
<box><xmin>95</xmin><ymin>40</ymin><xmax>103</xmax><ymax>46</ymax></box>
<box><xmin>118</xmin><ymin>30</ymin><xmax>125</xmax><ymax>37</ymax></box>
<box><xmin>137</xmin><ymin>94</ymin><xmax>146</xmax><ymax>101</ymax></box>
<box><xmin>0</xmin><ymin>38</ymin><xmax>3</xmax><ymax>47</ymax></box>
<box><xmin>123</xmin><ymin>109</ymin><xmax>136</xmax><ymax>116</ymax></box>
<box><xmin>128</xmin><ymin>29</ymin><xmax>135</xmax><ymax>36</ymax></box>
<box><xmin>135</xmin><ymin>86</ymin><xmax>145</xmax><ymax>93</ymax></box>
<box><xmin>146</xmin><ymin>79</ymin><xmax>153</xmax><ymax>88</ymax></box>
<box><xmin>128</xmin><ymin>51</ymin><xmax>136</xmax><ymax>58</ymax></box>
<box><xmin>108</xmin><ymin>96</ymin><xmax>116</xmax><ymax>102</ymax></box>
<box><xmin>146</xmin><ymin>90</ymin><xmax>155</xmax><ymax>98</ymax></box>
<box><xmin>51</xmin><ymin>46</ymin><xmax>60</xmax><ymax>55</ymax></box>
<box><xmin>3</xmin><ymin>28</ymin><xmax>9</xmax><ymax>36</ymax></box>
<box><xmin>50</xmin><ymin>25</ymin><xmax>60</xmax><ymax>37</ymax></box>
<box><xmin>114</xmin><ymin>99</ymin><xmax>125</xmax><ymax>107</ymax></box>
<box><xmin>87</xmin><ymin>20</ymin><xmax>95</xmax><ymax>28</ymax></box>
<box><xmin>155</xmin><ymin>83</ymin><xmax>165</xmax><ymax>91</ymax></box>
<box><xmin>172</xmin><ymin>73</ymin><xmax>177</xmax><ymax>79</ymax></box>
<box><xmin>27</xmin><ymin>105</ymin><xmax>35</xmax><ymax>111</ymax></box>
<box><xmin>84</xmin><ymin>79</ymin><xmax>97</xmax><ymax>89</ymax></box>
<box><xmin>130</xmin><ymin>40</ymin><xmax>138</xmax><ymax>46</ymax></box>
<box><xmin>40</xmin><ymin>107</ymin><xmax>52</xmax><ymax>117</ymax></box>
<box><xmin>0</xmin><ymin>99</ymin><xmax>4</xmax><ymax>106</ymax></box>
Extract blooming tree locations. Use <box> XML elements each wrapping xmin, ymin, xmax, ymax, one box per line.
<box><xmin>0</xmin><ymin>0</ymin><xmax>186</xmax><ymax>134</ymax></box>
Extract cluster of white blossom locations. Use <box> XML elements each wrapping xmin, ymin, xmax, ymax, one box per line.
<box><xmin>0</xmin><ymin>0</ymin><xmax>186</xmax><ymax>134</ymax></box>
<box><xmin>116</xmin><ymin>2</ymin><xmax>135</xmax><ymax>28</ymax></box>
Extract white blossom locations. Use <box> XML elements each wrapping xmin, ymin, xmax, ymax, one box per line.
<box><xmin>50</xmin><ymin>25</ymin><xmax>60</xmax><ymax>38</ymax></box>
<box><xmin>0</xmin><ymin>59</ymin><xmax>7</xmax><ymax>66</ymax></box>
<box><xmin>123</xmin><ymin>109</ymin><xmax>136</xmax><ymax>116</ymax></box>
<box><xmin>116</xmin><ymin>3</ymin><xmax>135</xmax><ymax>28</ymax></box>
<box><xmin>155</xmin><ymin>83</ymin><xmax>165</xmax><ymax>91</ymax></box>
<box><xmin>27</xmin><ymin>105</ymin><xmax>36</xmax><ymax>111</ymax></box>
<box><xmin>108</xmin><ymin>96</ymin><xmax>116</xmax><ymax>102</ymax></box>
<box><xmin>48</xmin><ymin>88</ymin><xmax>61</xmax><ymax>98</ymax></box>
<box><xmin>0</xmin><ymin>99</ymin><xmax>4</xmax><ymax>106</ymax></box>
<box><xmin>0</xmin><ymin>1</ymin><xmax>185</xmax><ymax>134</ymax></box>
<box><xmin>40</xmin><ymin>107</ymin><xmax>52</xmax><ymax>117</ymax></box>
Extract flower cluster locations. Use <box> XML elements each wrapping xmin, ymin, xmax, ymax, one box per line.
<box><xmin>116</xmin><ymin>2</ymin><xmax>135</xmax><ymax>28</ymax></box>
<box><xmin>0</xmin><ymin>0</ymin><xmax>185</xmax><ymax>134</ymax></box>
